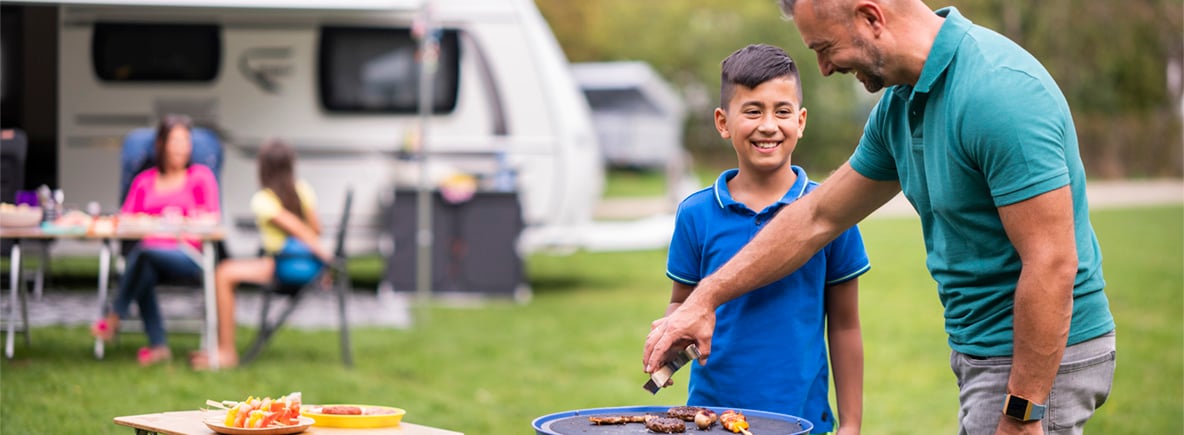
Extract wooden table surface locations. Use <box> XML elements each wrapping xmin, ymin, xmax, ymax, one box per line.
<box><xmin>114</xmin><ymin>410</ymin><xmax>463</xmax><ymax>435</ymax></box>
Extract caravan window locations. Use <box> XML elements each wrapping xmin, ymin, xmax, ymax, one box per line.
<box><xmin>92</xmin><ymin>23</ymin><xmax>221</xmax><ymax>82</ymax></box>
<box><xmin>319</xmin><ymin>27</ymin><xmax>460</xmax><ymax>113</ymax></box>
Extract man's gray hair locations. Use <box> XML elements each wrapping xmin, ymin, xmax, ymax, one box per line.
<box><xmin>778</xmin><ymin>0</ymin><xmax>799</xmax><ymax>18</ymax></box>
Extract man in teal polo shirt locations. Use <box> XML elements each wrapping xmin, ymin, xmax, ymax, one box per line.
<box><xmin>643</xmin><ymin>1</ymin><xmax>1116</xmax><ymax>434</ymax></box>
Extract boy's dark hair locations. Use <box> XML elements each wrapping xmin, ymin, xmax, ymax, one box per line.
<box><xmin>719</xmin><ymin>44</ymin><xmax>802</xmax><ymax>110</ymax></box>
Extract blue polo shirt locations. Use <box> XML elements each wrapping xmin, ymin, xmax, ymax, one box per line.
<box><xmin>666</xmin><ymin>166</ymin><xmax>870</xmax><ymax>433</ymax></box>
<box><xmin>848</xmin><ymin>7</ymin><xmax>1113</xmax><ymax>357</ymax></box>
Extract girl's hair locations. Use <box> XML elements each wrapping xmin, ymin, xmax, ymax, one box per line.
<box><xmin>154</xmin><ymin>114</ymin><xmax>193</xmax><ymax>173</ymax></box>
<box><xmin>257</xmin><ymin>138</ymin><xmax>305</xmax><ymax>220</ymax></box>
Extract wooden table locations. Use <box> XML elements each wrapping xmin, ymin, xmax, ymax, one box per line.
<box><xmin>113</xmin><ymin>410</ymin><xmax>463</xmax><ymax>435</ymax></box>
<box><xmin>0</xmin><ymin>226</ymin><xmax>226</xmax><ymax>368</ymax></box>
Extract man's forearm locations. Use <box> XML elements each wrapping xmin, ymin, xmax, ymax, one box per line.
<box><xmin>683</xmin><ymin>193</ymin><xmax>840</xmax><ymax>310</ymax></box>
<box><xmin>1008</xmin><ymin>267</ymin><xmax>1074</xmax><ymax>402</ymax></box>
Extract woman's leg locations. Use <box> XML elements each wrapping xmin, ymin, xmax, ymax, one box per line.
<box><xmin>132</xmin><ymin>248</ymin><xmax>201</xmax><ymax>348</ymax></box>
<box><xmin>192</xmin><ymin>256</ymin><xmax>274</xmax><ymax>370</ymax></box>
<box><xmin>94</xmin><ymin>247</ymin><xmax>149</xmax><ymax>341</ymax></box>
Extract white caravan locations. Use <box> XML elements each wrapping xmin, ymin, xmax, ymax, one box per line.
<box><xmin>8</xmin><ymin>0</ymin><xmax>604</xmax><ymax>257</ymax></box>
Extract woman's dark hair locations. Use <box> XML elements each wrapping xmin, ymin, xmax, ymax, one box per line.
<box><xmin>258</xmin><ymin>138</ymin><xmax>305</xmax><ymax>220</ymax></box>
<box><xmin>154</xmin><ymin>114</ymin><xmax>193</xmax><ymax>173</ymax></box>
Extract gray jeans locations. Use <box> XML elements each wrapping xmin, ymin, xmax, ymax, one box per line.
<box><xmin>950</xmin><ymin>331</ymin><xmax>1116</xmax><ymax>435</ymax></box>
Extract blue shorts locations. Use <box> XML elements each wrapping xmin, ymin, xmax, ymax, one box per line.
<box><xmin>274</xmin><ymin>237</ymin><xmax>324</xmax><ymax>286</ymax></box>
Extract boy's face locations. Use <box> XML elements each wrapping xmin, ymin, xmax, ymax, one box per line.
<box><xmin>715</xmin><ymin>76</ymin><xmax>807</xmax><ymax>174</ymax></box>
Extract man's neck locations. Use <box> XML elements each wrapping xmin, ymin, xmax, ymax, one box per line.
<box><xmin>894</xmin><ymin>3</ymin><xmax>947</xmax><ymax>86</ymax></box>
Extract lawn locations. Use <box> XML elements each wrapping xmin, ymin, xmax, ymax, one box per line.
<box><xmin>0</xmin><ymin>206</ymin><xmax>1180</xmax><ymax>434</ymax></box>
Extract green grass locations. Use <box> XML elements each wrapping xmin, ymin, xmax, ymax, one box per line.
<box><xmin>1</xmin><ymin>206</ymin><xmax>1180</xmax><ymax>434</ymax></box>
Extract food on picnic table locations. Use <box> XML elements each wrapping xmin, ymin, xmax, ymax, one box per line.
<box><xmin>644</xmin><ymin>415</ymin><xmax>687</xmax><ymax>433</ymax></box>
<box><xmin>207</xmin><ymin>392</ymin><xmax>303</xmax><ymax>428</ymax></box>
<box><xmin>304</xmin><ymin>404</ymin><xmax>401</xmax><ymax>415</ymax></box>
<box><xmin>720</xmin><ymin>410</ymin><xmax>752</xmax><ymax>434</ymax></box>
<box><xmin>320</xmin><ymin>405</ymin><xmax>362</xmax><ymax>415</ymax></box>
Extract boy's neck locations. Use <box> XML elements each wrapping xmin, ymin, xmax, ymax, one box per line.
<box><xmin>729</xmin><ymin>164</ymin><xmax>798</xmax><ymax>212</ymax></box>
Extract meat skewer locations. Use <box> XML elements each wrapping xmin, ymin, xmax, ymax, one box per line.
<box><xmin>720</xmin><ymin>410</ymin><xmax>753</xmax><ymax>435</ymax></box>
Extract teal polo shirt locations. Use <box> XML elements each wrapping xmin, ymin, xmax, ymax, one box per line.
<box><xmin>849</xmin><ymin>7</ymin><xmax>1112</xmax><ymax>356</ymax></box>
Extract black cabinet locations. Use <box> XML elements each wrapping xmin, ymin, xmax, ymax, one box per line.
<box><xmin>382</xmin><ymin>189</ymin><xmax>527</xmax><ymax>300</ymax></box>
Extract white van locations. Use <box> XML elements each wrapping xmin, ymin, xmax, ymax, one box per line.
<box><xmin>5</xmin><ymin>0</ymin><xmax>604</xmax><ymax>258</ymax></box>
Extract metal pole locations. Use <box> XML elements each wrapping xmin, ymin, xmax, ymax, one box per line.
<box><xmin>414</xmin><ymin>1</ymin><xmax>437</xmax><ymax>320</ymax></box>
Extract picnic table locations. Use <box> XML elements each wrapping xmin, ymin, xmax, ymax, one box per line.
<box><xmin>114</xmin><ymin>410</ymin><xmax>463</xmax><ymax>435</ymax></box>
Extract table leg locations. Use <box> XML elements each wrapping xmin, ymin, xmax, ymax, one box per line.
<box><xmin>95</xmin><ymin>240</ymin><xmax>111</xmax><ymax>359</ymax></box>
<box><xmin>6</xmin><ymin>242</ymin><xmax>21</xmax><ymax>359</ymax></box>
<box><xmin>202</xmin><ymin>241</ymin><xmax>219</xmax><ymax>370</ymax></box>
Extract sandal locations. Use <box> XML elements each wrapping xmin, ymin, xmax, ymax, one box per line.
<box><xmin>90</xmin><ymin>317</ymin><xmax>117</xmax><ymax>342</ymax></box>
<box><xmin>137</xmin><ymin>346</ymin><xmax>172</xmax><ymax>366</ymax></box>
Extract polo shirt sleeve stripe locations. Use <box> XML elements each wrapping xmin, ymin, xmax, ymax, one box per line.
<box><xmin>826</xmin><ymin>263</ymin><xmax>870</xmax><ymax>285</ymax></box>
<box><xmin>666</xmin><ymin>271</ymin><xmax>699</xmax><ymax>286</ymax></box>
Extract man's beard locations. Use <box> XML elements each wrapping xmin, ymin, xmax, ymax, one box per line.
<box><xmin>850</xmin><ymin>35</ymin><xmax>888</xmax><ymax>92</ymax></box>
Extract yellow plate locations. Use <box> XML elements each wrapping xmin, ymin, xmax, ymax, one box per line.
<box><xmin>300</xmin><ymin>404</ymin><xmax>405</xmax><ymax>428</ymax></box>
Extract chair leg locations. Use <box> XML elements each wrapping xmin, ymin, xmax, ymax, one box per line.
<box><xmin>240</xmin><ymin>290</ymin><xmax>275</xmax><ymax>365</ymax></box>
<box><xmin>243</xmin><ymin>290</ymin><xmax>306</xmax><ymax>365</ymax></box>
<box><xmin>17</xmin><ymin>266</ymin><xmax>29</xmax><ymax>346</ymax></box>
<box><xmin>336</xmin><ymin>278</ymin><xmax>352</xmax><ymax>367</ymax></box>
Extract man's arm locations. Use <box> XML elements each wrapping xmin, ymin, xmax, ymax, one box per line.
<box><xmin>995</xmin><ymin>186</ymin><xmax>1076</xmax><ymax>432</ymax></box>
<box><xmin>644</xmin><ymin>163</ymin><xmax>900</xmax><ymax>371</ymax></box>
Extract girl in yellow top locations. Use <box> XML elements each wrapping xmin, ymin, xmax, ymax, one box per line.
<box><xmin>191</xmin><ymin>139</ymin><xmax>329</xmax><ymax>369</ymax></box>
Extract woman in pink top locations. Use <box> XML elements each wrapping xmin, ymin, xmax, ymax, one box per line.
<box><xmin>91</xmin><ymin>115</ymin><xmax>221</xmax><ymax>366</ymax></box>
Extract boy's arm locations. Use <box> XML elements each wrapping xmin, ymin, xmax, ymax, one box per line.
<box><xmin>653</xmin><ymin>282</ymin><xmax>695</xmax><ymax>335</ymax></box>
<box><xmin>664</xmin><ymin>282</ymin><xmax>694</xmax><ymax>316</ymax></box>
<box><xmin>826</xmin><ymin>278</ymin><xmax>863</xmax><ymax>435</ymax></box>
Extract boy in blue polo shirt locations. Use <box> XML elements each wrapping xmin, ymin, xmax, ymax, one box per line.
<box><xmin>660</xmin><ymin>44</ymin><xmax>869</xmax><ymax>434</ymax></box>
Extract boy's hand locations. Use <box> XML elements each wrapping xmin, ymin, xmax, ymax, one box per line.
<box><xmin>643</xmin><ymin>300</ymin><xmax>715</xmax><ymax>373</ymax></box>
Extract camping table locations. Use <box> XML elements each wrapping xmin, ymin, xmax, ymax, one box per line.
<box><xmin>0</xmin><ymin>227</ymin><xmax>226</xmax><ymax>369</ymax></box>
<box><xmin>114</xmin><ymin>410</ymin><xmax>463</xmax><ymax>435</ymax></box>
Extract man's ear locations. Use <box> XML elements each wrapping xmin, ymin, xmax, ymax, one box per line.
<box><xmin>854</xmin><ymin>1</ymin><xmax>886</xmax><ymax>36</ymax></box>
<box><xmin>714</xmin><ymin>107</ymin><xmax>731</xmax><ymax>139</ymax></box>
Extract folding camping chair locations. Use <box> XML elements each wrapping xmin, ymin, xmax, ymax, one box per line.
<box><xmin>240</xmin><ymin>188</ymin><xmax>354</xmax><ymax>367</ymax></box>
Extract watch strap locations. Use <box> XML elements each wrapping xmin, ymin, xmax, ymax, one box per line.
<box><xmin>1003</xmin><ymin>394</ymin><xmax>1046</xmax><ymax>421</ymax></box>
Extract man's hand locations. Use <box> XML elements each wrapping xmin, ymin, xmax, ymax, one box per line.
<box><xmin>643</xmin><ymin>300</ymin><xmax>715</xmax><ymax>373</ymax></box>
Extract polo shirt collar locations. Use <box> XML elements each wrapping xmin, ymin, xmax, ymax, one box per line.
<box><xmin>914</xmin><ymin>7</ymin><xmax>971</xmax><ymax>94</ymax></box>
<box><xmin>713</xmin><ymin>166</ymin><xmax>810</xmax><ymax>212</ymax></box>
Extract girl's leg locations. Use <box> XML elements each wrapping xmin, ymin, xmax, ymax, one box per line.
<box><xmin>191</xmin><ymin>256</ymin><xmax>274</xmax><ymax>370</ymax></box>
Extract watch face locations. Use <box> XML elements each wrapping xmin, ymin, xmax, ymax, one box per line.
<box><xmin>1005</xmin><ymin>396</ymin><xmax>1030</xmax><ymax>418</ymax></box>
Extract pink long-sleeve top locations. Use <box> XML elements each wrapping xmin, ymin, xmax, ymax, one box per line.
<box><xmin>120</xmin><ymin>165</ymin><xmax>220</xmax><ymax>252</ymax></box>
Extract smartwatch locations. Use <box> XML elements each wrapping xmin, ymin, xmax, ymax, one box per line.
<box><xmin>1002</xmin><ymin>394</ymin><xmax>1046</xmax><ymax>421</ymax></box>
